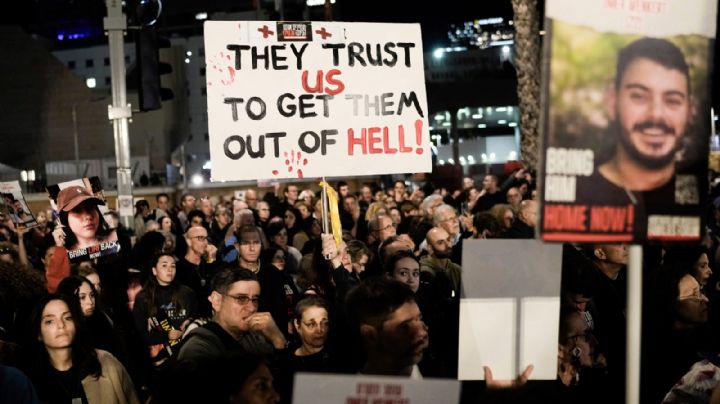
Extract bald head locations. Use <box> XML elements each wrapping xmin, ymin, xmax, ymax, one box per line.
<box><xmin>426</xmin><ymin>227</ymin><xmax>452</xmax><ymax>259</ymax></box>
<box><xmin>244</xmin><ymin>189</ymin><xmax>258</xmax><ymax>209</ymax></box>
<box><xmin>518</xmin><ymin>200</ymin><xmax>538</xmax><ymax>227</ymax></box>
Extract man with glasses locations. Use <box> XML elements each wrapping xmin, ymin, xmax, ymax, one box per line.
<box><xmin>433</xmin><ymin>204</ymin><xmax>461</xmax><ymax>246</ymax></box>
<box><xmin>176</xmin><ymin>225</ymin><xmax>218</xmax><ymax>316</ymax></box>
<box><xmin>177</xmin><ymin>267</ymin><xmax>287</xmax><ymax>364</ymax></box>
<box><xmin>371</xmin><ymin>215</ymin><xmax>396</xmax><ymax>244</ymax></box>
<box><xmin>363</xmin><ymin>215</ymin><xmax>398</xmax><ymax>277</ymax></box>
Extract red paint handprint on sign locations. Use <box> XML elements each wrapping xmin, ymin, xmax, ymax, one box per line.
<box><xmin>206</xmin><ymin>52</ymin><xmax>235</xmax><ymax>86</ymax></box>
<box><xmin>272</xmin><ymin>150</ymin><xmax>308</xmax><ymax>178</ymax></box>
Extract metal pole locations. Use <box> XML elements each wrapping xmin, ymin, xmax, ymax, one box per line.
<box><xmin>626</xmin><ymin>245</ymin><xmax>643</xmax><ymax>404</ymax></box>
<box><xmin>180</xmin><ymin>144</ymin><xmax>188</xmax><ymax>193</ymax></box>
<box><xmin>321</xmin><ymin>177</ymin><xmax>329</xmax><ymax>234</ymax></box>
<box><xmin>104</xmin><ymin>0</ymin><xmax>134</xmax><ymax>229</ymax></box>
<box><xmin>712</xmin><ymin>107</ymin><xmax>716</xmax><ymax>143</ymax></box>
<box><xmin>72</xmin><ymin>104</ymin><xmax>80</xmax><ymax>177</ymax></box>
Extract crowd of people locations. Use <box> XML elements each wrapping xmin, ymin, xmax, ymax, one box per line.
<box><xmin>0</xmin><ymin>168</ymin><xmax>718</xmax><ymax>403</ymax></box>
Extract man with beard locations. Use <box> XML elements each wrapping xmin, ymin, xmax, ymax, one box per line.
<box><xmin>575</xmin><ymin>38</ymin><xmax>698</xmax><ymax>239</ymax></box>
<box><xmin>418</xmin><ymin>226</ymin><xmax>461</xmax><ymax>377</ymax></box>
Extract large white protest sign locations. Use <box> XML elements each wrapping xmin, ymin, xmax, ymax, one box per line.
<box><xmin>458</xmin><ymin>240</ymin><xmax>562</xmax><ymax>381</ymax></box>
<box><xmin>292</xmin><ymin>373</ymin><xmax>460</xmax><ymax>404</ymax></box>
<box><xmin>204</xmin><ymin>21</ymin><xmax>432</xmax><ymax>181</ymax></box>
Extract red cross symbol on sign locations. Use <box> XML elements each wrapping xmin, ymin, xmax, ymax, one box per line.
<box><xmin>315</xmin><ymin>27</ymin><xmax>332</xmax><ymax>40</ymax></box>
<box><xmin>258</xmin><ymin>25</ymin><xmax>274</xmax><ymax>38</ymax></box>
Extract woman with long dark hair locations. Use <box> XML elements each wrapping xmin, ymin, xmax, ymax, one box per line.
<box><xmin>57</xmin><ymin>275</ymin><xmax>126</xmax><ymax>364</ymax></box>
<box><xmin>260</xmin><ymin>245</ymin><xmax>299</xmax><ymax>336</ymax></box>
<box><xmin>24</xmin><ymin>294</ymin><xmax>139</xmax><ymax>403</ymax></box>
<box><xmin>132</xmin><ymin>253</ymin><xmax>198</xmax><ymax>366</ymax></box>
<box><xmin>265</xmin><ymin>221</ymin><xmax>302</xmax><ymax>275</ymax></box>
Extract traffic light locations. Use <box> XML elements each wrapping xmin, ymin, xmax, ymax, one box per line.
<box><xmin>135</xmin><ymin>25</ymin><xmax>174</xmax><ymax>111</ymax></box>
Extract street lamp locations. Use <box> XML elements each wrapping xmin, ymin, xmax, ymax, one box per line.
<box><xmin>20</xmin><ymin>170</ymin><xmax>35</xmax><ymax>192</ymax></box>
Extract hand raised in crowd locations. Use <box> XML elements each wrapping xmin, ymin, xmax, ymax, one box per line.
<box><xmin>321</xmin><ymin>233</ymin><xmax>345</xmax><ymax>270</ymax></box>
<box><xmin>52</xmin><ymin>223</ymin><xmax>66</xmax><ymax>247</ymax></box>
<box><xmin>409</xmin><ymin>188</ymin><xmax>424</xmax><ymax>201</ymax></box>
<box><xmin>13</xmin><ymin>223</ymin><xmax>28</xmax><ymax>238</ymax></box>
<box><xmin>396</xmin><ymin>234</ymin><xmax>416</xmax><ymax>253</ymax></box>
<box><xmin>247</xmin><ymin>312</ymin><xmax>287</xmax><ymax>350</ymax></box>
<box><xmin>204</xmin><ymin>243</ymin><xmax>218</xmax><ymax>263</ymax></box>
<box><xmin>484</xmin><ymin>364</ymin><xmax>534</xmax><ymax>389</ymax></box>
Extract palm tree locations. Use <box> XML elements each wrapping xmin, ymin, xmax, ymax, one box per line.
<box><xmin>511</xmin><ymin>0</ymin><xmax>541</xmax><ymax>169</ymax></box>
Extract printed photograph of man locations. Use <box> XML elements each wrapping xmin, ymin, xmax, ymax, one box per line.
<box><xmin>541</xmin><ymin>22</ymin><xmax>712</xmax><ymax>241</ymax></box>
<box><xmin>584</xmin><ymin>38</ymin><xmax>697</xmax><ymax>199</ymax></box>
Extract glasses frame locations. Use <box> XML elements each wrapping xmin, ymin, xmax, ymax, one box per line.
<box><xmin>222</xmin><ymin>293</ymin><xmax>260</xmax><ymax>306</ymax></box>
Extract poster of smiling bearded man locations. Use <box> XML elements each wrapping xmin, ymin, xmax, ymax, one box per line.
<box><xmin>539</xmin><ymin>0</ymin><xmax>716</xmax><ymax>243</ymax></box>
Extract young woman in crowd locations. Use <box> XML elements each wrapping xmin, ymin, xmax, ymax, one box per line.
<box><xmin>283</xmin><ymin>207</ymin><xmax>303</xmax><ymax>246</ymax></box>
<box><xmin>57</xmin><ymin>275</ymin><xmax>126</xmax><ymax>364</ymax></box>
<box><xmin>259</xmin><ymin>244</ymin><xmax>300</xmax><ymax>335</ymax></box>
<box><xmin>132</xmin><ymin>253</ymin><xmax>198</xmax><ymax>366</ymax></box>
<box><xmin>346</xmin><ymin>239</ymin><xmax>372</xmax><ymax>281</ymax></box>
<box><xmin>265</xmin><ymin>221</ymin><xmax>302</xmax><ymax>275</ymax></box>
<box><xmin>24</xmin><ymin>294</ymin><xmax>139</xmax><ymax>404</ymax></box>
<box><xmin>384</xmin><ymin>249</ymin><xmax>420</xmax><ymax>293</ymax></box>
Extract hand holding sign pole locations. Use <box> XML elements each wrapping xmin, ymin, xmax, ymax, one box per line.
<box><xmin>319</xmin><ymin>180</ymin><xmax>342</xmax><ymax>260</ymax></box>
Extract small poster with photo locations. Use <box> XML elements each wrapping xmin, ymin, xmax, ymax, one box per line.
<box><xmin>0</xmin><ymin>181</ymin><xmax>38</xmax><ymax>228</ymax></box>
<box><xmin>46</xmin><ymin>177</ymin><xmax>120</xmax><ymax>262</ymax></box>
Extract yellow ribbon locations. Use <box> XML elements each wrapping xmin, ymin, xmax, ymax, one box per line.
<box><xmin>319</xmin><ymin>181</ymin><xmax>343</xmax><ymax>246</ymax></box>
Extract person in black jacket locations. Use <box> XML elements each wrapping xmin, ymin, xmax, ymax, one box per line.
<box><xmin>132</xmin><ymin>253</ymin><xmax>198</xmax><ymax>366</ymax></box>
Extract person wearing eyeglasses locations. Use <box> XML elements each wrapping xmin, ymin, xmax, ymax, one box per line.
<box><xmin>175</xmin><ymin>225</ymin><xmax>218</xmax><ymax>317</ymax></box>
<box><xmin>274</xmin><ymin>296</ymin><xmax>334</xmax><ymax>402</ymax></box>
<box><xmin>557</xmin><ymin>306</ymin><xmax>607</xmax><ymax>392</ymax></box>
<box><xmin>132</xmin><ymin>253</ymin><xmax>198</xmax><ymax>367</ymax></box>
<box><xmin>643</xmin><ymin>253</ymin><xmax>715</xmax><ymax>404</ymax></box>
<box><xmin>176</xmin><ymin>267</ymin><xmax>287</xmax><ymax>365</ymax></box>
